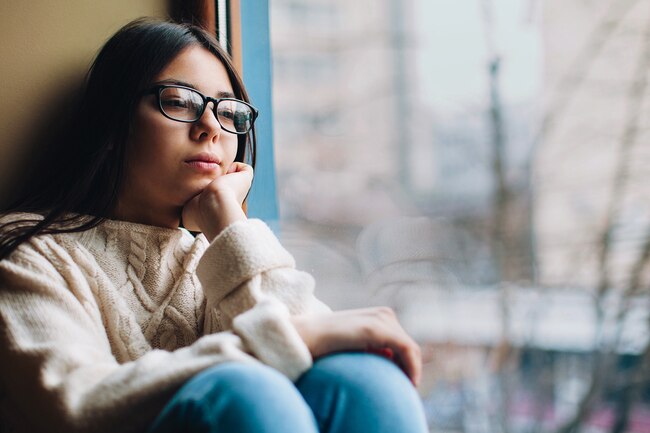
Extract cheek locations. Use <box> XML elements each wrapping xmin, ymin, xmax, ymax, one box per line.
<box><xmin>127</xmin><ymin>128</ymin><xmax>162</xmax><ymax>173</ymax></box>
<box><xmin>223</xmin><ymin>135</ymin><xmax>240</xmax><ymax>165</ymax></box>
<box><xmin>127</xmin><ymin>110</ymin><xmax>161</xmax><ymax>160</ymax></box>
<box><xmin>126</xmin><ymin>117</ymin><xmax>184</xmax><ymax>181</ymax></box>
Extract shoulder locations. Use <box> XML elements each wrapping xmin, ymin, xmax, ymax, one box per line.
<box><xmin>0</xmin><ymin>212</ymin><xmax>86</xmax><ymax>272</ymax></box>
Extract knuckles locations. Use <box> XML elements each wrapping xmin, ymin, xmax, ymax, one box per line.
<box><xmin>358</xmin><ymin>322</ymin><xmax>376</xmax><ymax>340</ymax></box>
<box><xmin>373</xmin><ymin>306</ymin><xmax>396</xmax><ymax>320</ymax></box>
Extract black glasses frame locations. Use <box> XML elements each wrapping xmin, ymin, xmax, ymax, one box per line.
<box><xmin>145</xmin><ymin>84</ymin><xmax>259</xmax><ymax>135</ymax></box>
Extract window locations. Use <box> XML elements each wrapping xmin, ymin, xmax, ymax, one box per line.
<box><xmin>269</xmin><ymin>0</ymin><xmax>650</xmax><ymax>431</ymax></box>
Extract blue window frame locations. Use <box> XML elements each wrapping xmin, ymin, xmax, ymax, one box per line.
<box><xmin>239</xmin><ymin>0</ymin><xmax>279</xmax><ymax>223</ymax></box>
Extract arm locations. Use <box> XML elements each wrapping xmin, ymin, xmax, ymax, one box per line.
<box><xmin>183</xmin><ymin>163</ymin><xmax>419</xmax><ymax>386</ymax></box>
<box><xmin>198</xmin><ymin>226</ymin><xmax>422</xmax><ymax>386</ymax></box>
<box><xmin>196</xmin><ymin>219</ymin><xmax>330</xmax><ymax>380</ymax></box>
<box><xmin>0</xmin><ymin>244</ymin><xmax>258</xmax><ymax>433</ymax></box>
<box><xmin>183</xmin><ymin>163</ymin><xmax>330</xmax><ymax>381</ymax></box>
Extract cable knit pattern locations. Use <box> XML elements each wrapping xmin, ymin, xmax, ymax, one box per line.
<box><xmin>0</xmin><ymin>214</ymin><xmax>331</xmax><ymax>433</ymax></box>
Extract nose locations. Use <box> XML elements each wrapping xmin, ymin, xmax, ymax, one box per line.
<box><xmin>191</xmin><ymin>102</ymin><xmax>222</xmax><ymax>142</ymax></box>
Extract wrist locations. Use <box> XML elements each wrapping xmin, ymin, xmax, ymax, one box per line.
<box><xmin>199</xmin><ymin>191</ymin><xmax>247</xmax><ymax>241</ymax></box>
<box><xmin>290</xmin><ymin>315</ymin><xmax>322</xmax><ymax>358</ymax></box>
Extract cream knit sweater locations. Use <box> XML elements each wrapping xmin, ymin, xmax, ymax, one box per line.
<box><xmin>0</xmin><ymin>215</ymin><xmax>330</xmax><ymax>433</ymax></box>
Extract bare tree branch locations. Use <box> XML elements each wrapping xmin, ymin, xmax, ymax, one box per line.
<box><xmin>595</xmin><ymin>0</ymin><xmax>650</xmax><ymax>300</ymax></box>
<box><xmin>526</xmin><ymin>0</ymin><xmax>641</xmax><ymax>282</ymax></box>
<box><xmin>555</xmin><ymin>5</ymin><xmax>650</xmax><ymax>432</ymax></box>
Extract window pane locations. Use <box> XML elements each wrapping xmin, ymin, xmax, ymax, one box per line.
<box><xmin>270</xmin><ymin>0</ymin><xmax>650</xmax><ymax>431</ymax></box>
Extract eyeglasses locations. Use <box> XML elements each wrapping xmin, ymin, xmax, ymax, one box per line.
<box><xmin>145</xmin><ymin>85</ymin><xmax>259</xmax><ymax>134</ymax></box>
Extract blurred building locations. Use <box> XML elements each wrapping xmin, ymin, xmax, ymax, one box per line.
<box><xmin>271</xmin><ymin>0</ymin><xmax>547</xmax><ymax>299</ymax></box>
<box><xmin>270</xmin><ymin>0</ymin><xmax>428</xmax><ymax>227</ymax></box>
<box><xmin>270</xmin><ymin>0</ymin><xmax>431</xmax><ymax>308</ymax></box>
<box><xmin>535</xmin><ymin>0</ymin><xmax>650</xmax><ymax>290</ymax></box>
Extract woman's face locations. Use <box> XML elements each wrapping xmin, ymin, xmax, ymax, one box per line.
<box><xmin>117</xmin><ymin>45</ymin><xmax>239</xmax><ymax>226</ymax></box>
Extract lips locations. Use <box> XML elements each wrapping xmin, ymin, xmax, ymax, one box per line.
<box><xmin>185</xmin><ymin>152</ymin><xmax>221</xmax><ymax>172</ymax></box>
<box><xmin>186</xmin><ymin>152</ymin><xmax>221</xmax><ymax>164</ymax></box>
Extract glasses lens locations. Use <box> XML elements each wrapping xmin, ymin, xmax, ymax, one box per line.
<box><xmin>216</xmin><ymin>100</ymin><xmax>254</xmax><ymax>134</ymax></box>
<box><xmin>159</xmin><ymin>87</ymin><xmax>203</xmax><ymax>121</ymax></box>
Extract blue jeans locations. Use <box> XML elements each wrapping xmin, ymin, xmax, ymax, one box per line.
<box><xmin>147</xmin><ymin>352</ymin><xmax>429</xmax><ymax>433</ymax></box>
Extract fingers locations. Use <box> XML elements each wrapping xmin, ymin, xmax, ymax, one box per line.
<box><xmin>294</xmin><ymin>307</ymin><xmax>422</xmax><ymax>387</ymax></box>
<box><xmin>370</xmin><ymin>307</ymin><xmax>422</xmax><ymax>387</ymax></box>
<box><xmin>218</xmin><ymin>163</ymin><xmax>253</xmax><ymax>201</ymax></box>
<box><xmin>391</xmin><ymin>337</ymin><xmax>422</xmax><ymax>387</ymax></box>
<box><xmin>227</xmin><ymin>162</ymin><xmax>254</xmax><ymax>174</ymax></box>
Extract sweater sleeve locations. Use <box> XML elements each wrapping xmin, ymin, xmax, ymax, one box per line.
<box><xmin>0</xmin><ymin>244</ymin><xmax>259</xmax><ymax>433</ymax></box>
<box><xmin>196</xmin><ymin>219</ymin><xmax>331</xmax><ymax>381</ymax></box>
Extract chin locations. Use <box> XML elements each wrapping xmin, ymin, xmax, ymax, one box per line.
<box><xmin>174</xmin><ymin>175</ymin><xmax>218</xmax><ymax>202</ymax></box>
<box><xmin>187</xmin><ymin>180</ymin><xmax>214</xmax><ymax>199</ymax></box>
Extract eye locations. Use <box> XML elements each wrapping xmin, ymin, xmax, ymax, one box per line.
<box><xmin>161</xmin><ymin>97</ymin><xmax>191</xmax><ymax>109</ymax></box>
<box><xmin>216</xmin><ymin>107</ymin><xmax>235</xmax><ymax>119</ymax></box>
<box><xmin>158</xmin><ymin>87</ymin><xmax>204</xmax><ymax>114</ymax></box>
<box><xmin>214</xmin><ymin>100</ymin><xmax>254</xmax><ymax>133</ymax></box>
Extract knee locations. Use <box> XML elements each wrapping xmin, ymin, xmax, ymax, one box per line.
<box><xmin>309</xmin><ymin>352</ymin><xmax>414</xmax><ymax>393</ymax></box>
<box><xmin>154</xmin><ymin>362</ymin><xmax>316</xmax><ymax>432</ymax></box>
<box><xmin>178</xmin><ymin>362</ymin><xmax>298</xmax><ymax>409</ymax></box>
<box><xmin>299</xmin><ymin>352</ymin><xmax>424</xmax><ymax>413</ymax></box>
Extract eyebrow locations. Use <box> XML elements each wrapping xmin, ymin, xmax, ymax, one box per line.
<box><xmin>154</xmin><ymin>79</ymin><xmax>236</xmax><ymax>98</ymax></box>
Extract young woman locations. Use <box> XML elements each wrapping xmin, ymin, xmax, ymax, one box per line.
<box><xmin>0</xmin><ymin>19</ymin><xmax>428</xmax><ymax>433</ymax></box>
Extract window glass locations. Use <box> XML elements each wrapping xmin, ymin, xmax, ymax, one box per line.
<box><xmin>270</xmin><ymin>0</ymin><xmax>650</xmax><ymax>431</ymax></box>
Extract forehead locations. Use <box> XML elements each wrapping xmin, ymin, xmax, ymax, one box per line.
<box><xmin>153</xmin><ymin>45</ymin><xmax>233</xmax><ymax>95</ymax></box>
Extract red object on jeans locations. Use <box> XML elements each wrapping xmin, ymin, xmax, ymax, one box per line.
<box><xmin>366</xmin><ymin>347</ymin><xmax>394</xmax><ymax>360</ymax></box>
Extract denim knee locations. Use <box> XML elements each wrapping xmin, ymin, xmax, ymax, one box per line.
<box><xmin>295</xmin><ymin>352</ymin><xmax>428</xmax><ymax>433</ymax></box>
<box><xmin>148</xmin><ymin>362</ymin><xmax>318</xmax><ymax>433</ymax></box>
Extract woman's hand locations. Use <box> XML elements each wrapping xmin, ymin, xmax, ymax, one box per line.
<box><xmin>291</xmin><ymin>307</ymin><xmax>422</xmax><ymax>386</ymax></box>
<box><xmin>182</xmin><ymin>162</ymin><xmax>253</xmax><ymax>240</ymax></box>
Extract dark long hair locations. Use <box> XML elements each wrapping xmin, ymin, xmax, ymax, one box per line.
<box><xmin>0</xmin><ymin>18</ymin><xmax>256</xmax><ymax>260</ymax></box>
